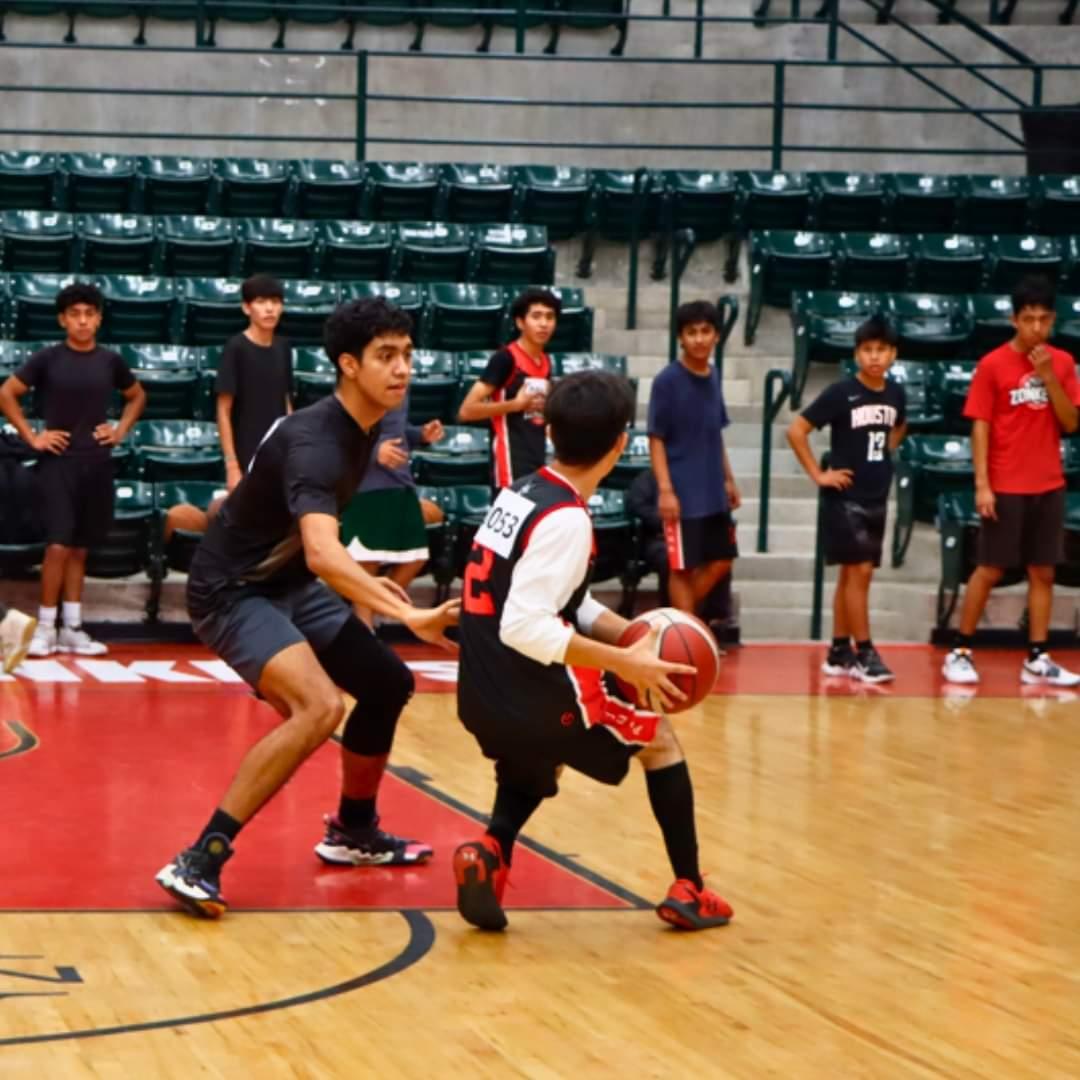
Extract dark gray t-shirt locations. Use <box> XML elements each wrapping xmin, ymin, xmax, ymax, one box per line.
<box><xmin>187</xmin><ymin>394</ymin><xmax>379</xmax><ymax>617</ymax></box>
<box><xmin>14</xmin><ymin>343</ymin><xmax>136</xmax><ymax>460</ymax></box>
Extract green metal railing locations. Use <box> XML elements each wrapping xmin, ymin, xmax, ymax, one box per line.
<box><xmin>757</xmin><ymin>368</ymin><xmax>793</xmax><ymax>554</ymax></box>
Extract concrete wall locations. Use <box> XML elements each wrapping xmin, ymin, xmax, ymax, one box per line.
<box><xmin>0</xmin><ymin>6</ymin><xmax>1075</xmax><ymax>172</ymax></box>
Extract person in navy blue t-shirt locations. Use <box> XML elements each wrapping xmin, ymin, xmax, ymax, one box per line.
<box><xmin>647</xmin><ymin>300</ymin><xmax>741</xmax><ymax>618</ymax></box>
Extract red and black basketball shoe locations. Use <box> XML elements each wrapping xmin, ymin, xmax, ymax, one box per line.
<box><xmin>453</xmin><ymin>835</ymin><xmax>509</xmax><ymax>931</ymax></box>
<box><xmin>315</xmin><ymin>814</ymin><xmax>433</xmax><ymax>866</ymax></box>
<box><xmin>656</xmin><ymin>879</ymin><xmax>733</xmax><ymax>930</ymax></box>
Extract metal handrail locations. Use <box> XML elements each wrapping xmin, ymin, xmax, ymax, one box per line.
<box><xmin>757</xmin><ymin>368</ymin><xmax>793</xmax><ymax>555</ymax></box>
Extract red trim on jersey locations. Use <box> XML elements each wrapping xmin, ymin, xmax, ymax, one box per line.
<box><xmin>537</xmin><ymin>466</ymin><xmax>585</xmax><ymax>503</ymax></box>
<box><xmin>507</xmin><ymin>340</ymin><xmax>551</xmax><ymax>380</ymax></box>
<box><xmin>663</xmin><ymin>519</ymin><xmax>686</xmax><ymax>572</ymax></box>
<box><xmin>566</xmin><ymin>665</ymin><xmax>659</xmax><ymax>746</ymax></box>
<box><xmin>491</xmin><ymin>386</ymin><xmax>513</xmax><ymax>489</ymax></box>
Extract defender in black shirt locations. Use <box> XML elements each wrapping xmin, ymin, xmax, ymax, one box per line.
<box><xmin>454</xmin><ymin>371</ymin><xmax>734</xmax><ymax>934</ymax></box>
<box><xmin>788</xmin><ymin>315</ymin><xmax>907</xmax><ymax>683</ymax></box>
<box><xmin>157</xmin><ymin>298</ymin><xmax>459</xmax><ymax>919</ymax></box>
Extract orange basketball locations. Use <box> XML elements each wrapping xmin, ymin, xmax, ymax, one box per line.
<box><xmin>614</xmin><ymin>607</ymin><xmax>721</xmax><ymax>713</ymax></box>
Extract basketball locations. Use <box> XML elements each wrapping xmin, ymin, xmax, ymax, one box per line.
<box><xmin>614</xmin><ymin>607</ymin><xmax>721</xmax><ymax>713</ymax></box>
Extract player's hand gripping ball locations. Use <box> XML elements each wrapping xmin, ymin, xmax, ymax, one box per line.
<box><xmin>615</xmin><ymin>607</ymin><xmax>721</xmax><ymax>714</ymax></box>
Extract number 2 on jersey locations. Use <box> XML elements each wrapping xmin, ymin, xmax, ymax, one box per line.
<box><xmin>463</xmin><ymin>545</ymin><xmax>496</xmax><ymax>616</ymax></box>
<box><xmin>867</xmin><ymin>431</ymin><xmax>886</xmax><ymax>462</ymax></box>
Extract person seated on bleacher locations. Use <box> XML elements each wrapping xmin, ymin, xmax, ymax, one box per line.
<box><xmin>340</xmin><ymin>390</ymin><xmax>445</xmax><ymax>628</ymax></box>
<box><xmin>216</xmin><ymin>274</ymin><xmax>293</xmax><ymax>491</ymax></box>
<box><xmin>0</xmin><ymin>281</ymin><xmax>146</xmax><ymax>658</ymax></box>
<box><xmin>457</xmin><ymin>287</ymin><xmax>560</xmax><ymax>489</ymax></box>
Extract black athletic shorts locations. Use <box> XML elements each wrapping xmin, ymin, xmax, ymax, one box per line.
<box><xmin>976</xmin><ymin>488</ymin><xmax>1065</xmax><ymax>568</ymax></box>
<box><xmin>36</xmin><ymin>454</ymin><xmax>115</xmax><ymax>548</ymax></box>
<box><xmin>459</xmin><ymin>668</ymin><xmax>656</xmax><ymax>800</ymax></box>
<box><xmin>663</xmin><ymin>511</ymin><xmax>738</xmax><ymax>572</ymax></box>
<box><xmin>822</xmin><ymin>497</ymin><xmax>887</xmax><ymax>567</ymax></box>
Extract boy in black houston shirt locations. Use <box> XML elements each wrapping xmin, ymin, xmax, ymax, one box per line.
<box><xmin>0</xmin><ymin>282</ymin><xmax>146</xmax><ymax>658</ymax></box>
<box><xmin>156</xmin><ymin>298</ymin><xmax>459</xmax><ymax>919</ymax></box>
<box><xmin>787</xmin><ymin>316</ymin><xmax>907</xmax><ymax>683</ymax></box>
<box><xmin>457</xmin><ymin>287</ymin><xmax>560</xmax><ymax>489</ymax></box>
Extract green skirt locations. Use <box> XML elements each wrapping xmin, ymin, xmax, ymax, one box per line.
<box><xmin>340</xmin><ymin>487</ymin><xmax>429</xmax><ymax>563</ymax></box>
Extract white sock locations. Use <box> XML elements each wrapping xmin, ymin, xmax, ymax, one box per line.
<box><xmin>38</xmin><ymin>605</ymin><xmax>57</xmax><ymax>629</ymax></box>
<box><xmin>62</xmin><ymin>602</ymin><xmax>82</xmax><ymax>629</ymax></box>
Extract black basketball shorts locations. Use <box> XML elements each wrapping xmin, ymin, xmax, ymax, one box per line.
<box><xmin>36</xmin><ymin>454</ymin><xmax>116</xmax><ymax>548</ymax></box>
<box><xmin>822</xmin><ymin>497</ymin><xmax>887</xmax><ymax>567</ymax></box>
<box><xmin>663</xmin><ymin>511</ymin><xmax>739</xmax><ymax>572</ymax></box>
<box><xmin>976</xmin><ymin>488</ymin><xmax>1065</xmax><ymax>569</ymax></box>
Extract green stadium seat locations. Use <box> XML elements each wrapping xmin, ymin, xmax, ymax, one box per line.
<box><xmin>739</xmin><ymin>171</ymin><xmax>813</xmax><ymax>231</ymax></box>
<box><xmin>887</xmin><ymin>292</ymin><xmax>973</xmax><ymax>360</ymax></box>
<box><xmin>9</xmin><ymin>272</ymin><xmax>76</xmax><ymax>340</ymax></box>
<box><xmin>237</xmin><ymin>217</ymin><xmax>317</xmax><ymax>278</ymax></box>
<box><xmin>1030</xmin><ymin>174</ymin><xmax>1080</xmax><ymax>236</ymax></box>
<box><xmin>292</xmin><ymin>346</ymin><xmax>336</xmax><ymax>408</ymax></box>
<box><xmin>539</xmin><ymin>284</ymin><xmax>593</xmax><ymax>352</ymax></box>
<box><xmin>179</xmin><ymin>276</ymin><xmax>247</xmax><ymax>346</ymax></box>
<box><xmin>411</xmin><ymin>427</ymin><xmax>491</xmax><ymax>486</ymax></box>
<box><xmin>892</xmin><ymin>433</ymin><xmax>973</xmax><ymax>565</ymax></box>
<box><xmin>809</xmin><ymin>171</ymin><xmax>887</xmax><ymax>231</ymax></box>
<box><xmin>86</xmin><ymin>480</ymin><xmax>156</xmax><ymax>578</ymax></box>
<box><xmin>512</xmin><ymin>164</ymin><xmax>590</xmax><ymax>242</ymax></box>
<box><xmin>130</xmin><ymin>419</ymin><xmax>224</xmax><ymax>483</ymax></box>
<box><xmin>77</xmin><ymin>213</ymin><xmax>157</xmax><ymax>274</ymax></box>
<box><xmin>885</xmin><ymin>173</ymin><xmax>961</xmax><ymax>233</ymax></box>
<box><xmin>60</xmin><ymin>153</ymin><xmax>137</xmax><ymax>213</ymax></box>
<box><xmin>959</xmin><ymin>174</ymin><xmax>1031</xmax><ymax>235</ymax></box>
<box><xmin>316</xmin><ymin>220</ymin><xmax>394</xmax><ymax>281</ymax></box>
<box><xmin>587</xmin><ymin>487</ymin><xmax>636</xmax><ymax>601</ymax></box>
<box><xmin>339</xmin><ymin>280</ymin><xmax>425</xmax><ymax>320</ymax></box>
<box><xmin>438</xmin><ymin>164</ymin><xmax>515</xmax><ymax>225</ymax></box>
<box><xmin>0</xmin><ymin>151</ymin><xmax>59</xmax><ymax>211</ymax></box>
<box><xmin>1054</xmin><ymin>294</ymin><xmax>1080</xmax><ymax>356</ymax></box>
<box><xmin>791</xmin><ymin>290</ymin><xmax>883</xmax><ymax>403</ymax></box>
<box><xmin>408</xmin><ymin>349</ymin><xmax>459</xmax><ymax>424</ymax></box>
<box><xmin>840</xmin><ymin>356</ymin><xmax>943</xmax><ymax>432</ymax></box>
<box><xmin>453</xmin><ymin>349</ymin><xmax>493</xmax><ymax>420</ymax></box>
<box><xmin>653</xmin><ymin>169</ymin><xmax>739</xmax><ymax>281</ymax></box>
<box><xmin>195</xmin><ymin>345</ymin><xmax>222</xmax><ymax>419</ymax></box>
<box><xmin>1063</xmin><ymin>237</ymin><xmax>1080</xmax><ymax>293</ymax></box>
<box><xmin>277</xmin><ymin>278</ymin><xmax>340</xmax><ymax>346</ymax></box>
<box><xmin>834</xmin><ymin>231</ymin><xmax>910</xmax><ymax>292</ymax></box>
<box><xmin>213</xmin><ymin>158</ymin><xmax>291</xmax><ymax>218</ymax></box>
<box><xmin>292</xmin><ymin>159</ymin><xmax>365</xmax><ymax>220</ymax></box>
<box><xmin>137</xmin><ymin>156</ymin><xmax>214</xmax><ymax>216</ymax></box>
<box><xmin>1</xmin><ymin>210</ymin><xmax>75</xmax><ymax>273</ymax></box>
<box><xmin>363</xmin><ymin>162</ymin><xmax>440</xmax><ymax>223</ymax></box>
<box><xmin>746</xmin><ymin>229</ymin><xmax>835</xmax><ymax>345</ymax></box>
<box><xmin>606</xmin><ymin>427</ymin><xmax>650</xmax><ymax>490</ymax></box>
<box><xmin>986</xmin><ymin>233</ymin><xmax>1062</xmax><ymax>292</ymax></box>
<box><xmin>96</xmin><ymin>274</ymin><xmax>177</xmax><ymax>344</ymax></box>
<box><xmin>204</xmin><ymin>0</ymin><xmax>287</xmax><ymax>49</ymax></box>
<box><xmin>469</xmin><ymin>223</ymin><xmax>554</xmax><ymax>285</ymax></box>
<box><xmin>969</xmin><ymin>292</ymin><xmax>1014</xmax><ymax>355</ymax></box>
<box><xmin>552</xmin><ymin>352</ymin><xmax>627</xmax><ymax>376</ymax></box>
<box><xmin>158</xmin><ymin>215</ymin><xmax>236</xmax><ymax>278</ymax></box>
<box><xmin>577</xmin><ymin>169</ymin><xmax>659</xmax><ymax>278</ymax></box>
<box><xmin>117</xmin><ymin>343</ymin><xmax>203</xmax><ymax>420</ymax></box>
<box><xmin>393</xmin><ymin>222</ymin><xmax>472</xmax><ymax>283</ymax></box>
<box><xmin>154</xmin><ymin>479</ymin><xmax>229</xmax><ymax>573</ymax></box>
<box><xmin>421</xmin><ymin>282</ymin><xmax>505</xmax><ymax>352</ymax></box>
<box><xmin>553</xmin><ymin>0</ymin><xmax>628</xmax><ymax>55</ymax></box>
<box><xmin>933</xmin><ymin>359</ymin><xmax>976</xmax><ymax>433</ymax></box>
<box><xmin>287</xmin><ymin>0</ymin><xmax>359</xmax><ymax>47</ymax></box>
<box><xmin>910</xmin><ymin>233</ymin><xmax>987</xmax><ymax>294</ymax></box>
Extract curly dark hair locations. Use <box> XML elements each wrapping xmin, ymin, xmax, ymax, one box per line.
<box><xmin>510</xmin><ymin>287</ymin><xmax>562</xmax><ymax>322</ymax></box>
<box><xmin>55</xmin><ymin>281</ymin><xmax>104</xmax><ymax>314</ymax></box>
<box><xmin>675</xmin><ymin>299</ymin><xmax>721</xmax><ymax>335</ymax></box>
<box><xmin>323</xmin><ymin>297</ymin><xmax>414</xmax><ymax>375</ymax></box>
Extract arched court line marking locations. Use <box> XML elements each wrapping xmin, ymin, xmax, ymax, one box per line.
<box><xmin>0</xmin><ymin>910</ymin><xmax>434</xmax><ymax>1047</ymax></box>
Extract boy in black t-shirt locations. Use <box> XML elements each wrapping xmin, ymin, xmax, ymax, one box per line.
<box><xmin>457</xmin><ymin>287</ymin><xmax>560</xmax><ymax>489</ymax></box>
<box><xmin>216</xmin><ymin>274</ymin><xmax>293</xmax><ymax>490</ymax></box>
<box><xmin>0</xmin><ymin>282</ymin><xmax>146</xmax><ymax>658</ymax></box>
<box><xmin>787</xmin><ymin>316</ymin><xmax>907</xmax><ymax>683</ymax></box>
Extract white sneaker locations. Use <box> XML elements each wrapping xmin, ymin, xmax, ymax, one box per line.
<box><xmin>942</xmin><ymin>648</ymin><xmax>979</xmax><ymax>684</ymax></box>
<box><xmin>0</xmin><ymin>608</ymin><xmax>37</xmax><ymax>674</ymax></box>
<box><xmin>1021</xmin><ymin>653</ymin><xmax>1080</xmax><ymax>687</ymax></box>
<box><xmin>57</xmin><ymin>625</ymin><xmax>108</xmax><ymax>656</ymax></box>
<box><xmin>27</xmin><ymin>623</ymin><xmax>57</xmax><ymax>658</ymax></box>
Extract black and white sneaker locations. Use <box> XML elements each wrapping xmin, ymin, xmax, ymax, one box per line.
<box><xmin>853</xmin><ymin>646</ymin><xmax>894</xmax><ymax>683</ymax></box>
<box><xmin>821</xmin><ymin>645</ymin><xmax>857</xmax><ymax>677</ymax></box>
<box><xmin>314</xmin><ymin>814</ymin><xmax>433</xmax><ymax>866</ymax></box>
<box><xmin>155</xmin><ymin>835</ymin><xmax>233</xmax><ymax>918</ymax></box>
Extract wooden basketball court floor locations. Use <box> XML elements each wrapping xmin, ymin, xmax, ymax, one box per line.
<box><xmin>3</xmin><ymin>642</ymin><xmax>1079</xmax><ymax>1078</ymax></box>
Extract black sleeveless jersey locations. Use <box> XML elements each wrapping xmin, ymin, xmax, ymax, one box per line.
<box><xmin>457</xmin><ymin>467</ymin><xmax>596</xmax><ymax>738</ymax></box>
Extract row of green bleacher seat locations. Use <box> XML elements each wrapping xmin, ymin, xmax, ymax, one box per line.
<box><xmin>2</xmin><ymin>347</ymin><xmax>625</xmax><ymax>422</ymax></box>
<box><xmin>0</xmin><ymin>275</ymin><xmax>593</xmax><ymax>351</ymax></box>
<box><xmin>3</xmin><ymin>155</ymin><xmax>1079</xmax><ymax>248</ymax></box>
<box><xmin>790</xmin><ymin>290</ymin><xmax>1080</xmax><ymax>403</ymax></box>
<box><xmin>0</xmin><ymin>0</ymin><xmax>627</xmax><ymax>53</ymax></box>
<box><xmin>748</xmin><ymin>230</ymin><xmax>1080</xmax><ymax>345</ymax></box>
<box><xmin>0</xmin><ymin>213</ymin><xmax>555</xmax><ymax>286</ymax></box>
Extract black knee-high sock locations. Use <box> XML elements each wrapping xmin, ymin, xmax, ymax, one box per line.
<box><xmin>486</xmin><ymin>785</ymin><xmax>543</xmax><ymax>866</ymax></box>
<box><xmin>645</xmin><ymin>761</ymin><xmax>702</xmax><ymax>889</ymax></box>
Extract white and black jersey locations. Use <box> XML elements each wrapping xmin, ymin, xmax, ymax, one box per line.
<box><xmin>801</xmin><ymin>376</ymin><xmax>907</xmax><ymax>503</ymax></box>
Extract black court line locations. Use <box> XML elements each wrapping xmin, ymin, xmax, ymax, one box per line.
<box><xmin>0</xmin><ymin>910</ymin><xmax>433</xmax><ymax>1047</ymax></box>
<box><xmin>0</xmin><ymin>721</ymin><xmax>37</xmax><ymax>761</ymax></box>
<box><xmin>386</xmin><ymin>761</ymin><xmax>653</xmax><ymax>910</ymax></box>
